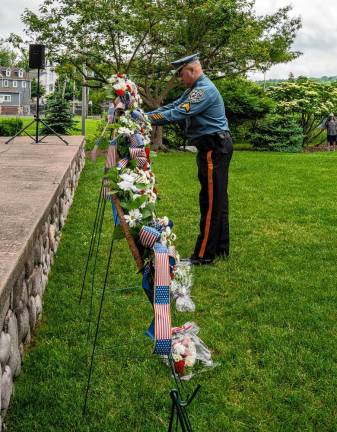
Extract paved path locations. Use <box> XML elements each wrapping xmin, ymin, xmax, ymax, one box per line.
<box><xmin>0</xmin><ymin>136</ymin><xmax>84</xmax><ymax>301</ymax></box>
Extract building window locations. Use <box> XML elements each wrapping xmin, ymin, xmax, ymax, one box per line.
<box><xmin>18</xmin><ymin>70</ymin><xmax>23</xmax><ymax>78</ymax></box>
<box><xmin>4</xmin><ymin>80</ymin><xmax>8</xmax><ymax>87</ymax></box>
<box><xmin>13</xmin><ymin>81</ymin><xmax>17</xmax><ymax>87</ymax></box>
<box><xmin>22</xmin><ymin>81</ymin><xmax>27</xmax><ymax>88</ymax></box>
<box><xmin>6</xmin><ymin>69</ymin><xmax>10</xmax><ymax>77</ymax></box>
<box><xmin>0</xmin><ymin>95</ymin><xmax>11</xmax><ymax>103</ymax></box>
<box><xmin>49</xmin><ymin>84</ymin><xmax>54</xmax><ymax>92</ymax></box>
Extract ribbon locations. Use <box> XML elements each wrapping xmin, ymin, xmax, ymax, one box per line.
<box><xmin>105</xmin><ymin>139</ymin><xmax>117</xmax><ymax>169</ymax></box>
<box><xmin>117</xmin><ymin>157</ymin><xmax>129</xmax><ymax>170</ymax></box>
<box><xmin>139</xmin><ymin>226</ymin><xmax>161</xmax><ymax>248</ymax></box>
<box><xmin>129</xmin><ymin>147</ymin><xmax>148</xmax><ymax>169</ymax></box>
<box><xmin>129</xmin><ymin>133</ymin><xmax>144</xmax><ymax>148</ymax></box>
<box><xmin>153</xmin><ymin>242</ymin><xmax>172</xmax><ymax>355</ymax></box>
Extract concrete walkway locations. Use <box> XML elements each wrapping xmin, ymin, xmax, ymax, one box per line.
<box><xmin>0</xmin><ymin>136</ymin><xmax>84</xmax><ymax>304</ymax></box>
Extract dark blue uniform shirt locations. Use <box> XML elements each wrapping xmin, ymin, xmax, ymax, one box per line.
<box><xmin>147</xmin><ymin>74</ymin><xmax>229</xmax><ymax>141</ymax></box>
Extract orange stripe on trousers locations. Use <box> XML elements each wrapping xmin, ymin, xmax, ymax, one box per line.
<box><xmin>199</xmin><ymin>150</ymin><xmax>213</xmax><ymax>258</ymax></box>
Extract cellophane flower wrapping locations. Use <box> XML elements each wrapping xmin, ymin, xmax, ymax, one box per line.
<box><xmin>170</xmin><ymin>262</ymin><xmax>195</xmax><ymax>312</ymax></box>
<box><xmin>171</xmin><ymin>322</ymin><xmax>215</xmax><ymax>380</ymax></box>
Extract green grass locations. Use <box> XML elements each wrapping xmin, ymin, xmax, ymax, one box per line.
<box><xmin>6</xmin><ymin>150</ymin><xmax>337</xmax><ymax>431</ymax></box>
<box><xmin>0</xmin><ymin>116</ymin><xmax>99</xmax><ymax>146</ymax></box>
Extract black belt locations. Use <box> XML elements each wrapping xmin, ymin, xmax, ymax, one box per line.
<box><xmin>192</xmin><ymin>131</ymin><xmax>232</xmax><ymax>153</ymax></box>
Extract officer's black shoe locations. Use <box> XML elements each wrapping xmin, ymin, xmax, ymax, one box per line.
<box><xmin>217</xmin><ymin>253</ymin><xmax>229</xmax><ymax>260</ymax></box>
<box><xmin>216</xmin><ymin>250</ymin><xmax>229</xmax><ymax>260</ymax></box>
<box><xmin>189</xmin><ymin>257</ymin><xmax>214</xmax><ymax>266</ymax></box>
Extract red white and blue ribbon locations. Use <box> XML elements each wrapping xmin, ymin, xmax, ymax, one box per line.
<box><xmin>153</xmin><ymin>242</ymin><xmax>172</xmax><ymax>355</ymax></box>
<box><xmin>139</xmin><ymin>226</ymin><xmax>161</xmax><ymax>248</ymax></box>
<box><xmin>129</xmin><ymin>133</ymin><xmax>144</xmax><ymax>148</ymax></box>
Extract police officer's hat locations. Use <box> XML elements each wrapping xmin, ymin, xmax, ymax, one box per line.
<box><xmin>171</xmin><ymin>53</ymin><xmax>200</xmax><ymax>73</ymax></box>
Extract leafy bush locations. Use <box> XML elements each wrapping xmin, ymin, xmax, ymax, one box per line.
<box><xmin>42</xmin><ymin>92</ymin><xmax>75</xmax><ymax>134</ymax></box>
<box><xmin>163</xmin><ymin>123</ymin><xmax>187</xmax><ymax>150</ymax></box>
<box><xmin>0</xmin><ymin>118</ymin><xmax>23</xmax><ymax>136</ymax></box>
<box><xmin>251</xmin><ymin>114</ymin><xmax>303</xmax><ymax>152</ymax></box>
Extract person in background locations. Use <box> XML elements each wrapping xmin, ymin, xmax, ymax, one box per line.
<box><xmin>147</xmin><ymin>54</ymin><xmax>233</xmax><ymax>265</ymax></box>
<box><xmin>325</xmin><ymin>113</ymin><xmax>337</xmax><ymax>151</ymax></box>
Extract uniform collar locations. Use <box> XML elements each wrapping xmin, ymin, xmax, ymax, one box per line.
<box><xmin>192</xmin><ymin>74</ymin><xmax>206</xmax><ymax>88</ymax></box>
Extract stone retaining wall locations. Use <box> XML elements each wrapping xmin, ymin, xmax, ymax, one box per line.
<box><xmin>0</xmin><ymin>142</ymin><xmax>85</xmax><ymax>430</ymax></box>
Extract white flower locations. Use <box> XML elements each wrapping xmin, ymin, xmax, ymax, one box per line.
<box><xmin>185</xmin><ymin>355</ymin><xmax>196</xmax><ymax>367</ymax></box>
<box><xmin>120</xmin><ymin>173</ymin><xmax>136</xmax><ymax>184</ymax></box>
<box><xmin>174</xmin><ymin>343</ymin><xmax>186</xmax><ymax>356</ymax></box>
<box><xmin>172</xmin><ymin>353</ymin><xmax>182</xmax><ymax>362</ymax></box>
<box><xmin>162</xmin><ymin>216</ymin><xmax>169</xmax><ymax>226</ymax></box>
<box><xmin>124</xmin><ymin>209</ymin><xmax>142</xmax><ymax>228</ymax></box>
<box><xmin>117</xmin><ymin>180</ymin><xmax>138</xmax><ymax>192</ymax></box>
<box><xmin>117</xmin><ymin>126</ymin><xmax>133</xmax><ymax>135</ymax></box>
<box><xmin>165</xmin><ymin>226</ymin><xmax>172</xmax><ymax>236</ymax></box>
<box><xmin>160</xmin><ymin>231</ymin><xmax>168</xmax><ymax>246</ymax></box>
<box><xmin>170</xmin><ymin>233</ymin><xmax>177</xmax><ymax>242</ymax></box>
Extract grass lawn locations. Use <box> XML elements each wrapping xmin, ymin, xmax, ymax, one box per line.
<box><xmin>0</xmin><ymin>116</ymin><xmax>99</xmax><ymax>147</ymax></box>
<box><xmin>5</xmin><ymin>150</ymin><xmax>337</xmax><ymax>431</ymax></box>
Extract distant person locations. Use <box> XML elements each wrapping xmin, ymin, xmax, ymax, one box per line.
<box><xmin>325</xmin><ymin>113</ymin><xmax>337</xmax><ymax>151</ymax></box>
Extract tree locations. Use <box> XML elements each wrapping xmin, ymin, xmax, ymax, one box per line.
<box><xmin>267</xmin><ymin>77</ymin><xmax>337</xmax><ymax>145</ymax></box>
<box><xmin>31</xmin><ymin>77</ymin><xmax>46</xmax><ymax>98</ymax></box>
<box><xmin>251</xmin><ymin>113</ymin><xmax>303</xmax><ymax>152</ymax></box>
<box><xmin>216</xmin><ymin>77</ymin><xmax>274</xmax><ymax>124</ymax></box>
<box><xmin>215</xmin><ymin>77</ymin><xmax>274</xmax><ymax>142</ymax></box>
<box><xmin>0</xmin><ymin>40</ymin><xmax>17</xmax><ymax>67</ymax></box>
<box><xmin>21</xmin><ymin>0</ymin><xmax>301</xmax><ymax>148</ymax></box>
<box><xmin>42</xmin><ymin>93</ymin><xmax>75</xmax><ymax>134</ymax></box>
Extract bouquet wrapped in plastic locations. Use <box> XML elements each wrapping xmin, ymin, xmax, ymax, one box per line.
<box><xmin>171</xmin><ymin>322</ymin><xmax>215</xmax><ymax>380</ymax></box>
<box><xmin>170</xmin><ymin>262</ymin><xmax>195</xmax><ymax>312</ymax></box>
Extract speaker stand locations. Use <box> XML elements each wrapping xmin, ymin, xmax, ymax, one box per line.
<box><xmin>5</xmin><ymin>68</ymin><xmax>69</xmax><ymax>146</ymax></box>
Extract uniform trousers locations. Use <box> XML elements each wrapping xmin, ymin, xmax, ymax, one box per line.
<box><xmin>192</xmin><ymin>133</ymin><xmax>233</xmax><ymax>260</ymax></box>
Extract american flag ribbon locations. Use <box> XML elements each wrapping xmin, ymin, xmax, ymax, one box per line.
<box><xmin>153</xmin><ymin>242</ymin><xmax>172</xmax><ymax>355</ymax></box>
<box><xmin>129</xmin><ymin>147</ymin><xmax>147</xmax><ymax>169</ymax></box>
<box><xmin>105</xmin><ymin>140</ymin><xmax>117</xmax><ymax>169</ymax></box>
<box><xmin>129</xmin><ymin>133</ymin><xmax>144</xmax><ymax>148</ymax></box>
<box><xmin>139</xmin><ymin>226</ymin><xmax>161</xmax><ymax>248</ymax></box>
<box><xmin>117</xmin><ymin>157</ymin><xmax>129</xmax><ymax>170</ymax></box>
<box><xmin>168</xmin><ymin>245</ymin><xmax>177</xmax><ymax>259</ymax></box>
<box><xmin>129</xmin><ymin>147</ymin><xmax>146</xmax><ymax>159</ymax></box>
<box><xmin>102</xmin><ymin>178</ymin><xmax>112</xmax><ymax>201</ymax></box>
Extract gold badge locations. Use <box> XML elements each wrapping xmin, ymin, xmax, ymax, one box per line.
<box><xmin>181</xmin><ymin>102</ymin><xmax>190</xmax><ymax>112</ymax></box>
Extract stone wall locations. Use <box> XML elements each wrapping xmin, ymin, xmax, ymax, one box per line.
<box><xmin>0</xmin><ymin>143</ymin><xmax>85</xmax><ymax>430</ymax></box>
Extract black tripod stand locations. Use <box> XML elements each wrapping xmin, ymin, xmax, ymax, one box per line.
<box><xmin>5</xmin><ymin>67</ymin><xmax>69</xmax><ymax>145</ymax></box>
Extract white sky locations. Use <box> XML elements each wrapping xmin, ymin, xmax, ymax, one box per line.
<box><xmin>1</xmin><ymin>0</ymin><xmax>336</xmax><ymax>80</ymax></box>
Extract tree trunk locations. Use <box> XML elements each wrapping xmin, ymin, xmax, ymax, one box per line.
<box><xmin>151</xmin><ymin>125</ymin><xmax>167</xmax><ymax>151</ymax></box>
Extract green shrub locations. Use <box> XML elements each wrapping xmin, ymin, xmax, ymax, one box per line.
<box><xmin>251</xmin><ymin>114</ymin><xmax>303</xmax><ymax>152</ymax></box>
<box><xmin>0</xmin><ymin>118</ymin><xmax>23</xmax><ymax>136</ymax></box>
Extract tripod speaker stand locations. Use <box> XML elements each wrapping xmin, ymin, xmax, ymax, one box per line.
<box><xmin>5</xmin><ymin>44</ymin><xmax>69</xmax><ymax>146</ymax></box>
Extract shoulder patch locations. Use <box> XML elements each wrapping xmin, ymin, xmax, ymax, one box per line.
<box><xmin>149</xmin><ymin>113</ymin><xmax>165</xmax><ymax>120</ymax></box>
<box><xmin>189</xmin><ymin>89</ymin><xmax>205</xmax><ymax>103</ymax></box>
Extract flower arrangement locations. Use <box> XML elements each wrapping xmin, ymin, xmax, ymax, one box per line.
<box><xmin>170</xmin><ymin>262</ymin><xmax>195</xmax><ymax>312</ymax></box>
<box><xmin>171</xmin><ymin>323</ymin><xmax>215</xmax><ymax>380</ymax></box>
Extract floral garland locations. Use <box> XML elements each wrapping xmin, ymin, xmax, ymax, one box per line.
<box><xmin>102</xmin><ymin>73</ymin><xmax>214</xmax><ymax>378</ymax></box>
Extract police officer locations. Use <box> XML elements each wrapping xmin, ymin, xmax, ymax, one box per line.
<box><xmin>147</xmin><ymin>54</ymin><xmax>233</xmax><ymax>265</ymax></box>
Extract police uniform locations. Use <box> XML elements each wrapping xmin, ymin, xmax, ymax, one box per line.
<box><xmin>148</xmin><ymin>54</ymin><xmax>233</xmax><ymax>264</ymax></box>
